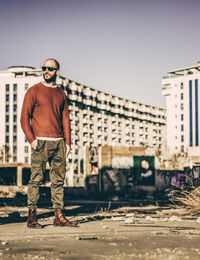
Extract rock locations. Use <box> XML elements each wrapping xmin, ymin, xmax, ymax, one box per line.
<box><xmin>161</xmin><ymin>217</ymin><xmax>168</xmax><ymax>222</ymax></box>
<box><xmin>168</xmin><ymin>216</ymin><xmax>181</xmax><ymax>221</ymax></box>
<box><xmin>102</xmin><ymin>225</ymin><xmax>109</xmax><ymax>230</ymax></box>
<box><xmin>125</xmin><ymin>217</ymin><xmax>135</xmax><ymax>224</ymax></box>
<box><xmin>1</xmin><ymin>241</ymin><xmax>8</xmax><ymax>246</ymax></box>
<box><xmin>196</xmin><ymin>217</ymin><xmax>200</xmax><ymax>223</ymax></box>
<box><xmin>111</xmin><ymin>216</ymin><xmax>124</xmax><ymax>221</ymax></box>
<box><xmin>145</xmin><ymin>216</ymin><xmax>154</xmax><ymax>221</ymax></box>
<box><xmin>145</xmin><ymin>216</ymin><xmax>158</xmax><ymax>221</ymax></box>
<box><xmin>126</xmin><ymin>213</ymin><xmax>135</xmax><ymax>217</ymax></box>
<box><xmin>108</xmin><ymin>243</ymin><xmax>117</xmax><ymax>246</ymax></box>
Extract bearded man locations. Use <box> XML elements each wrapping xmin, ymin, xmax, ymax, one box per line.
<box><xmin>21</xmin><ymin>58</ymin><xmax>77</xmax><ymax>228</ymax></box>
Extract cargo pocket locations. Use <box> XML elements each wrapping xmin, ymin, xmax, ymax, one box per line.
<box><xmin>30</xmin><ymin>160</ymin><xmax>45</xmax><ymax>183</ymax></box>
<box><xmin>32</xmin><ymin>140</ymin><xmax>46</xmax><ymax>154</ymax></box>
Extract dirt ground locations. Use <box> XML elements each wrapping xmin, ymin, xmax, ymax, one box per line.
<box><xmin>0</xmin><ymin>204</ymin><xmax>200</xmax><ymax>260</ymax></box>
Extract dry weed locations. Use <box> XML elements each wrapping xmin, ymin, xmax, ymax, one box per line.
<box><xmin>169</xmin><ymin>186</ymin><xmax>200</xmax><ymax>215</ymax></box>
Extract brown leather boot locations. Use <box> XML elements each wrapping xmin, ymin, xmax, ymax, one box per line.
<box><xmin>27</xmin><ymin>209</ymin><xmax>43</xmax><ymax>229</ymax></box>
<box><xmin>53</xmin><ymin>208</ymin><xmax>78</xmax><ymax>227</ymax></box>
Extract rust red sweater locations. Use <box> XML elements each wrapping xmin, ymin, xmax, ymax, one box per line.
<box><xmin>20</xmin><ymin>82</ymin><xmax>71</xmax><ymax>145</ymax></box>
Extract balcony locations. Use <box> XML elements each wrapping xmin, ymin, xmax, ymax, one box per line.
<box><xmin>69</xmin><ymin>82</ymin><xmax>78</xmax><ymax>91</ymax></box>
<box><xmin>68</xmin><ymin>94</ymin><xmax>78</xmax><ymax>101</ymax></box>
<box><xmin>83</xmin><ymin>99</ymin><xmax>92</xmax><ymax>106</ymax></box>
<box><xmin>97</xmin><ymin>92</ymin><xmax>106</xmax><ymax>101</ymax></box>
<box><xmin>83</xmin><ymin>87</ymin><xmax>92</xmax><ymax>96</ymax></box>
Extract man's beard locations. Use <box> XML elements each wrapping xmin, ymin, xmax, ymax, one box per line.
<box><xmin>43</xmin><ymin>73</ymin><xmax>57</xmax><ymax>83</ymax></box>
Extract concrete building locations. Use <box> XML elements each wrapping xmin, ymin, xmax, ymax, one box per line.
<box><xmin>0</xmin><ymin>66</ymin><xmax>166</xmax><ymax>185</ymax></box>
<box><xmin>162</xmin><ymin>62</ymin><xmax>200</xmax><ymax>158</ymax></box>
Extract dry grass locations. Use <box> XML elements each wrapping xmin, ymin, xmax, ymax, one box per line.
<box><xmin>169</xmin><ymin>186</ymin><xmax>200</xmax><ymax>215</ymax></box>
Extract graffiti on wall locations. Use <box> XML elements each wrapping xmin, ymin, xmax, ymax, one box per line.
<box><xmin>133</xmin><ymin>156</ymin><xmax>155</xmax><ymax>186</ymax></box>
<box><xmin>156</xmin><ymin>166</ymin><xmax>200</xmax><ymax>190</ymax></box>
<box><xmin>89</xmin><ymin>147</ymin><xmax>98</xmax><ymax>175</ymax></box>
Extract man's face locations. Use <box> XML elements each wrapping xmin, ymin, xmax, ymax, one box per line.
<box><xmin>42</xmin><ymin>59</ymin><xmax>59</xmax><ymax>83</ymax></box>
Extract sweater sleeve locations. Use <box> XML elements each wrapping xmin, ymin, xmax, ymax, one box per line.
<box><xmin>62</xmin><ymin>95</ymin><xmax>71</xmax><ymax>145</ymax></box>
<box><xmin>20</xmin><ymin>87</ymin><xmax>36</xmax><ymax>144</ymax></box>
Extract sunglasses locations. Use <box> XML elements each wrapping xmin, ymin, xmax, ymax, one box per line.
<box><xmin>42</xmin><ymin>66</ymin><xmax>58</xmax><ymax>72</ymax></box>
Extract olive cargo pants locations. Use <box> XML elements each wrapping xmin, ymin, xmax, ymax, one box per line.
<box><xmin>27</xmin><ymin>139</ymin><xmax>66</xmax><ymax>209</ymax></box>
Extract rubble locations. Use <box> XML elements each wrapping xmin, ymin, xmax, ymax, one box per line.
<box><xmin>168</xmin><ymin>216</ymin><xmax>182</xmax><ymax>222</ymax></box>
<box><xmin>0</xmin><ymin>205</ymin><xmax>200</xmax><ymax>259</ymax></box>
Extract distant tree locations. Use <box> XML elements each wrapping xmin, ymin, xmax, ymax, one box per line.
<box><xmin>0</xmin><ymin>145</ymin><xmax>12</xmax><ymax>162</ymax></box>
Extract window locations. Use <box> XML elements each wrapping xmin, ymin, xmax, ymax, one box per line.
<box><xmin>5</xmin><ymin>84</ymin><xmax>9</xmax><ymax>91</ymax></box>
<box><xmin>180</xmin><ymin>82</ymin><xmax>183</xmax><ymax>89</ymax></box>
<box><xmin>13</xmin><ymin>125</ymin><xmax>17</xmax><ymax>132</ymax></box>
<box><xmin>181</xmin><ymin>114</ymin><xmax>184</xmax><ymax>121</ymax></box>
<box><xmin>5</xmin><ymin>136</ymin><xmax>9</xmax><ymax>143</ymax></box>
<box><xmin>181</xmin><ymin>103</ymin><xmax>184</xmax><ymax>110</ymax></box>
<box><xmin>13</xmin><ymin>146</ymin><xmax>17</xmax><ymax>153</ymax></box>
<box><xmin>25</xmin><ymin>83</ymin><xmax>29</xmax><ymax>90</ymax></box>
<box><xmin>25</xmin><ymin>138</ymin><xmax>28</xmax><ymax>143</ymax></box>
<box><xmin>181</xmin><ymin>145</ymin><xmax>184</xmax><ymax>153</ymax></box>
<box><xmin>13</xmin><ymin>94</ymin><xmax>17</xmax><ymax>102</ymax></box>
<box><xmin>6</xmin><ymin>105</ymin><xmax>9</xmax><ymax>112</ymax></box>
<box><xmin>181</xmin><ymin>125</ymin><xmax>184</xmax><ymax>131</ymax></box>
<box><xmin>13</xmin><ymin>84</ymin><xmax>17</xmax><ymax>91</ymax></box>
<box><xmin>6</xmin><ymin>126</ymin><xmax>9</xmax><ymax>132</ymax></box>
<box><xmin>6</xmin><ymin>94</ymin><xmax>9</xmax><ymax>102</ymax></box>
<box><xmin>25</xmin><ymin>157</ymin><xmax>29</xmax><ymax>163</ymax></box>
<box><xmin>181</xmin><ymin>135</ymin><xmax>184</xmax><ymax>142</ymax></box>
<box><xmin>24</xmin><ymin>146</ymin><xmax>29</xmax><ymax>153</ymax></box>
<box><xmin>13</xmin><ymin>156</ymin><xmax>17</xmax><ymax>162</ymax></box>
<box><xmin>13</xmin><ymin>104</ymin><xmax>17</xmax><ymax>112</ymax></box>
<box><xmin>13</xmin><ymin>115</ymin><xmax>17</xmax><ymax>122</ymax></box>
<box><xmin>6</xmin><ymin>115</ymin><xmax>9</xmax><ymax>122</ymax></box>
<box><xmin>13</xmin><ymin>135</ymin><xmax>17</xmax><ymax>142</ymax></box>
<box><xmin>181</xmin><ymin>93</ymin><xmax>184</xmax><ymax>100</ymax></box>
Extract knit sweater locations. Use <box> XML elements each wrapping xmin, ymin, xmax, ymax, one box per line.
<box><xmin>20</xmin><ymin>82</ymin><xmax>71</xmax><ymax>145</ymax></box>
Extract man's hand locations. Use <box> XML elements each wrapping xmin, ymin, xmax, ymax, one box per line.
<box><xmin>66</xmin><ymin>144</ymin><xmax>71</xmax><ymax>158</ymax></box>
<box><xmin>31</xmin><ymin>139</ymin><xmax>38</xmax><ymax>150</ymax></box>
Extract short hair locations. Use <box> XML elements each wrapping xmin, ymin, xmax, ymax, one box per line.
<box><xmin>45</xmin><ymin>58</ymin><xmax>60</xmax><ymax>70</ymax></box>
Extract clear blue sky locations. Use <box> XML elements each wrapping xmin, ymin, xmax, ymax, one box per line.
<box><xmin>0</xmin><ymin>0</ymin><xmax>200</xmax><ymax>108</ymax></box>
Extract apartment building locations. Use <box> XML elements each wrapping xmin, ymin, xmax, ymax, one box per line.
<box><xmin>0</xmin><ymin>66</ymin><xmax>166</xmax><ymax>179</ymax></box>
<box><xmin>162</xmin><ymin>62</ymin><xmax>200</xmax><ymax>157</ymax></box>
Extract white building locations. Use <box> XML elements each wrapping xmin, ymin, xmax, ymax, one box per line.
<box><xmin>0</xmin><ymin>66</ymin><xmax>166</xmax><ymax>184</ymax></box>
<box><xmin>162</xmin><ymin>62</ymin><xmax>200</xmax><ymax>158</ymax></box>
<box><xmin>0</xmin><ymin>66</ymin><xmax>42</xmax><ymax>163</ymax></box>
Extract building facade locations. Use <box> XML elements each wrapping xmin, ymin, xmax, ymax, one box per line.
<box><xmin>0</xmin><ymin>66</ymin><xmax>166</xmax><ymax>184</ymax></box>
<box><xmin>162</xmin><ymin>62</ymin><xmax>200</xmax><ymax>158</ymax></box>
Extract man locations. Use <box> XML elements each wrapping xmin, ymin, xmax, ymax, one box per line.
<box><xmin>21</xmin><ymin>58</ymin><xmax>77</xmax><ymax>228</ymax></box>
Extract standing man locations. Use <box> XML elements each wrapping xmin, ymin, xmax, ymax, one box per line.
<box><xmin>21</xmin><ymin>58</ymin><xmax>77</xmax><ymax>228</ymax></box>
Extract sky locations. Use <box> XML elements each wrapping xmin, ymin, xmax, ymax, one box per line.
<box><xmin>0</xmin><ymin>0</ymin><xmax>200</xmax><ymax>108</ymax></box>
